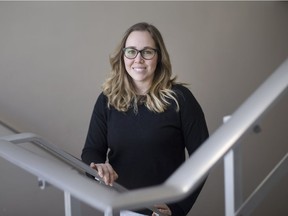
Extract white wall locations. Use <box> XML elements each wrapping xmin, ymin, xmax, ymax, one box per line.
<box><xmin>0</xmin><ymin>2</ymin><xmax>287</xmax><ymax>216</ymax></box>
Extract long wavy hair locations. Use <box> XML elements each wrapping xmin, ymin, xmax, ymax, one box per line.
<box><xmin>102</xmin><ymin>22</ymin><xmax>179</xmax><ymax>113</ymax></box>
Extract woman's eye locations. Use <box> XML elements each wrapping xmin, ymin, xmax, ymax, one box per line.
<box><xmin>143</xmin><ymin>50</ymin><xmax>153</xmax><ymax>55</ymax></box>
<box><xmin>127</xmin><ymin>49</ymin><xmax>136</xmax><ymax>55</ymax></box>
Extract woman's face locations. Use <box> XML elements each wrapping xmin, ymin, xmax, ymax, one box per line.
<box><xmin>123</xmin><ymin>30</ymin><xmax>158</xmax><ymax>94</ymax></box>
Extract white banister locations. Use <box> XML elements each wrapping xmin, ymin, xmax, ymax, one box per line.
<box><xmin>1</xmin><ymin>58</ymin><xmax>288</xmax><ymax>215</ymax></box>
<box><xmin>0</xmin><ymin>139</ymin><xmax>117</xmax><ymax>213</ymax></box>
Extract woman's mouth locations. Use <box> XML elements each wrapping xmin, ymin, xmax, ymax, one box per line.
<box><xmin>133</xmin><ymin>67</ymin><xmax>146</xmax><ymax>72</ymax></box>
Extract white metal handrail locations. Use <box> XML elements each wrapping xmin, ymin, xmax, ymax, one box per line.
<box><xmin>0</xmin><ymin>132</ymin><xmax>163</xmax><ymax>216</ymax></box>
<box><xmin>1</xmin><ymin>58</ymin><xmax>288</xmax><ymax>215</ymax></box>
<box><xmin>109</xmin><ymin>57</ymin><xmax>288</xmax><ymax>212</ymax></box>
<box><xmin>0</xmin><ymin>132</ymin><xmax>125</xmax><ymax>191</ymax></box>
<box><xmin>0</xmin><ymin>138</ymin><xmax>117</xmax><ymax>213</ymax></box>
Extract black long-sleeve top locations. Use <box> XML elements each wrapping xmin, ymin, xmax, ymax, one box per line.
<box><xmin>81</xmin><ymin>84</ymin><xmax>209</xmax><ymax>215</ymax></box>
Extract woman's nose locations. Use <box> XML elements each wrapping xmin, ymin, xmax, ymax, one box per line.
<box><xmin>134</xmin><ymin>52</ymin><xmax>144</xmax><ymax>63</ymax></box>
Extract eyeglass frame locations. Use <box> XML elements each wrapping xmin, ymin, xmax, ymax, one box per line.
<box><xmin>122</xmin><ymin>47</ymin><xmax>158</xmax><ymax>60</ymax></box>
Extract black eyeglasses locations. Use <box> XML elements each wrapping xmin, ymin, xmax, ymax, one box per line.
<box><xmin>122</xmin><ymin>47</ymin><xmax>158</xmax><ymax>60</ymax></box>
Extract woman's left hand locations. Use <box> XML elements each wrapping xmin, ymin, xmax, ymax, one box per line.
<box><xmin>152</xmin><ymin>204</ymin><xmax>172</xmax><ymax>216</ymax></box>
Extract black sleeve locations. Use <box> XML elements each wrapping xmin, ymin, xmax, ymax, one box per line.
<box><xmin>81</xmin><ymin>93</ymin><xmax>109</xmax><ymax>165</ymax></box>
<box><xmin>168</xmin><ymin>85</ymin><xmax>209</xmax><ymax>215</ymax></box>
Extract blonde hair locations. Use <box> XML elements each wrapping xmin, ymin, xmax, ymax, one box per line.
<box><xmin>102</xmin><ymin>22</ymin><xmax>179</xmax><ymax>113</ymax></box>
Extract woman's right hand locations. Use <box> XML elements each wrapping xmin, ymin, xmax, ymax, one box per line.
<box><xmin>90</xmin><ymin>162</ymin><xmax>118</xmax><ymax>186</ymax></box>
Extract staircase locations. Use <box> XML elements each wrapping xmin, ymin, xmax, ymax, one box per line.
<box><xmin>0</xmin><ymin>58</ymin><xmax>288</xmax><ymax>216</ymax></box>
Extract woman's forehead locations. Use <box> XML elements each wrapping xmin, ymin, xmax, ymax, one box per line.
<box><xmin>125</xmin><ymin>31</ymin><xmax>155</xmax><ymax>48</ymax></box>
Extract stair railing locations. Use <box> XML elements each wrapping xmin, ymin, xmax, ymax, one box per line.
<box><xmin>1</xmin><ymin>58</ymin><xmax>288</xmax><ymax>216</ymax></box>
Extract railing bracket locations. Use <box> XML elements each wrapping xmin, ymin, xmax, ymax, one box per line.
<box><xmin>38</xmin><ymin>177</ymin><xmax>50</xmax><ymax>190</ymax></box>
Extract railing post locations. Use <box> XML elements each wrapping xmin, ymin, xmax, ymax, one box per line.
<box><xmin>223</xmin><ymin>116</ymin><xmax>243</xmax><ymax>216</ymax></box>
<box><xmin>104</xmin><ymin>209</ymin><xmax>120</xmax><ymax>216</ymax></box>
<box><xmin>64</xmin><ymin>191</ymin><xmax>82</xmax><ymax>216</ymax></box>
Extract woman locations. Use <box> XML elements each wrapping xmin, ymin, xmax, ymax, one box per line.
<box><xmin>81</xmin><ymin>22</ymin><xmax>209</xmax><ymax>216</ymax></box>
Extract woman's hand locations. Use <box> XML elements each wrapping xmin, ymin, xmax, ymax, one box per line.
<box><xmin>152</xmin><ymin>204</ymin><xmax>172</xmax><ymax>216</ymax></box>
<box><xmin>90</xmin><ymin>162</ymin><xmax>118</xmax><ymax>186</ymax></box>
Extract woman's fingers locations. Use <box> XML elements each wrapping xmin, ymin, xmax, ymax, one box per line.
<box><xmin>152</xmin><ymin>204</ymin><xmax>172</xmax><ymax>216</ymax></box>
<box><xmin>90</xmin><ymin>162</ymin><xmax>118</xmax><ymax>186</ymax></box>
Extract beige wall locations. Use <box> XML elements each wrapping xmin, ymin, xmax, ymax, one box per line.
<box><xmin>0</xmin><ymin>2</ymin><xmax>287</xmax><ymax>216</ymax></box>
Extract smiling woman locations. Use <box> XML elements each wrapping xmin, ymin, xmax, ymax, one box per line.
<box><xmin>1</xmin><ymin>2</ymin><xmax>287</xmax><ymax>216</ymax></box>
<box><xmin>81</xmin><ymin>22</ymin><xmax>209</xmax><ymax>216</ymax></box>
<box><xmin>102</xmin><ymin>22</ymin><xmax>181</xmax><ymax>114</ymax></box>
